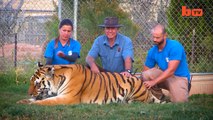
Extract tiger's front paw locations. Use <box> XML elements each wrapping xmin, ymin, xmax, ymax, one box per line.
<box><xmin>16</xmin><ymin>99</ymin><xmax>34</xmax><ymax>104</ymax></box>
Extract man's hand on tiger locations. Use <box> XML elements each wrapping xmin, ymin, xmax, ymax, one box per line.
<box><xmin>120</xmin><ymin>71</ymin><xmax>132</xmax><ymax>78</ymax></box>
<box><xmin>143</xmin><ymin>80</ymin><xmax>156</xmax><ymax>89</ymax></box>
<box><xmin>90</xmin><ymin>64</ymin><xmax>100</xmax><ymax>73</ymax></box>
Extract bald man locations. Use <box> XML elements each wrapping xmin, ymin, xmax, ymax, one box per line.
<box><xmin>141</xmin><ymin>24</ymin><xmax>191</xmax><ymax>103</ymax></box>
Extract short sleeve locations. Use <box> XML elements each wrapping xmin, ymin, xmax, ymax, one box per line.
<box><xmin>144</xmin><ymin>49</ymin><xmax>156</xmax><ymax>68</ymax></box>
<box><xmin>169</xmin><ymin>42</ymin><xmax>183</xmax><ymax>60</ymax></box>
<box><xmin>87</xmin><ymin>39</ymin><xmax>100</xmax><ymax>59</ymax></box>
<box><xmin>44</xmin><ymin>40</ymin><xmax>54</xmax><ymax>58</ymax></box>
<box><xmin>72</xmin><ymin>41</ymin><xmax>81</xmax><ymax>57</ymax></box>
<box><xmin>122</xmin><ymin>37</ymin><xmax>134</xmax><ymax>61</ymax></box>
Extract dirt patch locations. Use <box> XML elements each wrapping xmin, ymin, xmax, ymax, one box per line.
<box><xmin>0</xmin><ymin>43</ymin><xmax>43</xmax><ymax>61</ymax></box>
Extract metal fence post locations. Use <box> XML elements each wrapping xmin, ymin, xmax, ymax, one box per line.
<box><xmin>73</xmin><ymin>0</ymin><xmax>78</xmax><ymax>40</ymax></box>
<box><xmin>14</xmin><ymin>33</ymin><xmax>17</xmax><ymax>68</ymax></box>
<box><xmin>58</xmin><ymin>0</ymin><xmax>62</xmax><ymax>21</ymax></box>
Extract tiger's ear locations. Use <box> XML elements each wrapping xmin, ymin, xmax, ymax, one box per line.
<box><xmin>37</xmin><ymin>62</ymin><xmax>43</xmax><ymax>67</ymax></box>
<box><xmin>46</xmin><ymin>66</ymin><xmax>54</xmax><ymax>77</ymax></box>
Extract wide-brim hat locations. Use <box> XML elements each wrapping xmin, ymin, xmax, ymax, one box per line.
<box><xmin>98</xmin><ymin>17</ymin><xmax>123</xmax><ymax>28</ymax></box>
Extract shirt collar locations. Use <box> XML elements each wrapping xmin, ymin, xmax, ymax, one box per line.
<box><xmin>103</xmin><ymin>34</ymin><xmax>119</xmax><ymax>47</ymax></box>
<box><xmin>58</xmin><ymin>38</ymin><xmax>71</xmax><ymax>47</ymax></box>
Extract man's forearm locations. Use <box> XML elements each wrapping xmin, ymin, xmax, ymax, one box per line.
<box><xmin>124</xmin><ymin>57</ymin><xmax>132</xmax><ymax>71</ymax></box>
<box><xmin>86</xmin><ymin>56</ymin><xmax>95</xmax><ymax>67</ymax></box>
<box><xmin>86</xmin><ymin>55</ymin><xmax>101</xmax><ymax>73</ymax></box>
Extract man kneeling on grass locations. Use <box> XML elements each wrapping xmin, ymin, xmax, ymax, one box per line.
<box><xmin>141</xmin><ymin>23</ymin><xmax>191</xmax><ymax>103</ymax></box>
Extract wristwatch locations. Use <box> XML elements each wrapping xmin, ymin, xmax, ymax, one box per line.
<box><xmin>125</xmin><ymin>69</ymin><xmax>132</xmax><ymax>74</ymax></box>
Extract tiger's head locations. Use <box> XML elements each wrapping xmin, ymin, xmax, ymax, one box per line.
<box><xmin>28</xmin><ymin>62</ymin><xmax>54</xmax><ymax>100</ymax></box>
<box><xmin>28</xmin><ymin>63</ymin><xmax>70</xmax><ymax>100</ymax></box>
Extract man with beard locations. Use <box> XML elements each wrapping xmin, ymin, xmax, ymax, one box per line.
<box><xmin>141</xmin><ymin>24</ymin><xmax>191</xmax><ymax>103</ymax></box>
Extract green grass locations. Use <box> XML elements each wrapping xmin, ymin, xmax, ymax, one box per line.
<box><xmin>0</xmin><ymin>72</ymin><xmax>213</xmax><ymax>120</ymax></box>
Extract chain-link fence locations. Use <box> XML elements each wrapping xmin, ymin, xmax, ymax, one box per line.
<box><xmin>0</xmin><ymin>0</ymin><xmax>212</xmax><ymax>73</ymax></box>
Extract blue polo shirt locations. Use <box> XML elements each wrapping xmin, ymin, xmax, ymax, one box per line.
<box><xmin>145</xmin><ymin>39</ymin><xmax>191</xmax><ymax>82</ymax></box>
<box><xmin>44</xmin><ymin>38</ymin><xmax>81</xmax><ymax>65</ymax></box>
<box><xmin>88</xmin><ymin>33</ymin><xmax>134</xmax><ymax>73</ymax></box>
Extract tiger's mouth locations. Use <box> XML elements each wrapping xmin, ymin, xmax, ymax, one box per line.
<box><xmin>35</xmin><ymin>88</ymin><xmax>57</xmax><ymax>100</ymax></box>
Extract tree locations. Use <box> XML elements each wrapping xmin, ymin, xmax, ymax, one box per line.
<box><xmin>78</xmin><ymin>0</ymin><xmax>139</xmax><ymax>42</ymax></box>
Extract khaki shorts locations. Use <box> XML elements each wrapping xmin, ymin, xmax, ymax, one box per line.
<box><xmin>142</xmin><ymin>68</ymin><xmax>189</xmax><ymax>103</ymax></box>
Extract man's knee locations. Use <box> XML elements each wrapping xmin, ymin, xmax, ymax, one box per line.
<box><xmin>141</xmin><ymin>68</ymin><xmax>162</xmax><ymax>81</ymax></box>
<box><xmin>170</xmin><ymin>88</ymin><xmax>189</xmax><ymax>103</ymax></box>
<box><xmin>171</xmin><ymin>96</ymin><xmax>188</xmax><ymax>103</ymax></box>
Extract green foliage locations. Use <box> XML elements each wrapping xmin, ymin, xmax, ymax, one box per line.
<box><xmin>76</xmin><ymin>39</ymin><xmax>102</xmax><ymax>66</ymax></box>
<box><xmin>0</xmin><ymin>71</ymin><xmax>16</xmax><ymax>86</ymax></box>
<box><xmin>0</xmin><ymin>60</ymin><xmax>40</xmax><ymax>86</ymax></box>
<box><xmin>43</xmin><ymin>15</ymin><xmax>60</xmax><ymax>56</ymax></box>
<box><xmin>76</xmin><ymin>40</ymin><xmax>93</xmax><ymax>65</ymax></box>
<box><xmin>0</xmin><ymin>57</ymin><xmax>14</xmax><ymax>72</ymax></box>
<box><xmin>44</xmin><ymin>0</ymin><xmax>59</xmax><ymax>42</ymax></box>
<box><xmin>45</xmin><ymin>15</ymin><xmax>59</xmax><ymax>41</ymax></box>
<box><xmin>62</xmin><ymin>0</ymin><xmax>74</xmax><ymax>19</ymax></box>
<box><xmin>166</xmin><ymin>0</ymin><xmax>213</xmax><ymax>72</ymax></box>
<box><xmin>202</xmin><ymin>32</ymin><xmax>213</xmax><ymax>51</ymax></box>
<box><xmin>189</xmin><ymin>56</ymin><xmax>213</xmax><ymax>72</ymax></box>
<box><xmin>167</xmin><ymin>0</ymin><xmax>212</xmax><ymax>37</ymax></box>
<box><xmin>133</xmin><ymin>53</ymin><xmax>147</xmax><ymax>72</ymax></box>
<box><xmin>78</xmin><ymin>0</ymin><xmax>139</xmax><ymax>43</ymax></box>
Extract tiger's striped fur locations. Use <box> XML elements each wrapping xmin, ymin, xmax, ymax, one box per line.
<box><xmin>17</xmin><ymin>64</ymin><xmax>162</xmax><ymax>105</ymax></box>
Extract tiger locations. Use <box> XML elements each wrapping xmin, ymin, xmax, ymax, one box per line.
<box><xmin>17</xmin><ymin>64</ymin><xmax>165</xmax><ymax>105</ymax></box>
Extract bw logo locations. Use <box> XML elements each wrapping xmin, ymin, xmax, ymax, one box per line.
<box><xmin>182</xmin><ymin>6</ymin><xmax>203</xmax><ymax>17</ymax></box>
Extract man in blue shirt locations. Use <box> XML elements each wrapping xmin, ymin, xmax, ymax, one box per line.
<box><xmin>142</xmin><ymin>24</ymin><xmax>191</xmax><ymax>103</ymax></box>
<box><xmin>44</xmin><ymin>19</ymin><xmax>81</xmax><ymax>65</ymax></box>
<box><xmin>86</xmin><ymin>17</ymin><xmax>134</xmax><ymax>77</ymax></box>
